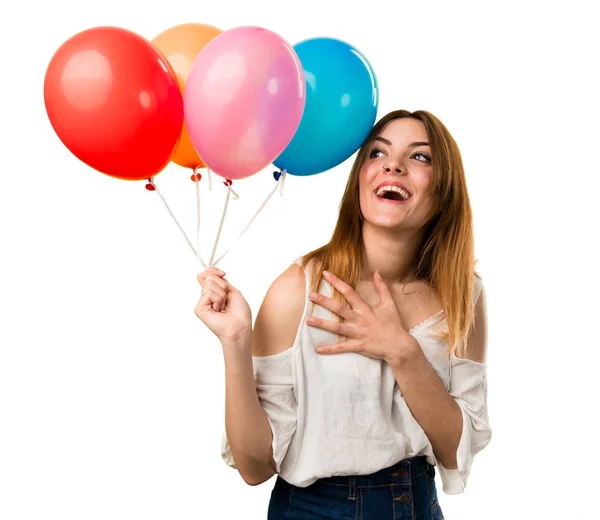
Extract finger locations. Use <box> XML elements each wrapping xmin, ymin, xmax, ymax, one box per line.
<box><xmin>373</xmin><ymin>272</ymin><xmax>394</xmax><ymax>307</ymax></box>
<box><xmin>198</xmin><ymin>294</ymin><xmax>222</xmax><ymax>313</ymax></box>
<box><xmin>199</xmin><ymin>274</ymin><xmax>229</xmax><ymax>293</ymax></box>
<box><xmin>308</xmin><ymin>291</ymin><xmax>354</xmax><ymax>321</ymax></box>
<box><xmin>322</xmin><ymin>271</ymin><xmax>370</xmax><ymax>312</ymax></box>
<box><xmin>204</xmin><ymin>273</ymin><xmax>229</xmax><ymax>292</ymax></box>
<box><xmin>197</xmin><ymin>293</ymin><xmax>219</xmax><ymax>313</ymax></box>
<box><xmin>196</xmin><ymin>294</ymin><xmax>227</xmax><ymax>314</ymax></box>
<box><xmin>202</xmin><ymin>286</ymin><xmax>227</xmax><ymax>312</ymax></box>
<box><xmin>315</xmin><ymin>339</ymin><xmax>363</xmax><ymax>355</ymax></box>
<box><xmin>196</xmin><ymin>267</ymin><xmax>226</xmax><ymax>285</ymax></box>
<box><xmin>306</xmin><ymin>315</ymin><xmax>354</xmax><ymax>338</ymax></box>
<box><xmin>205</xmin><ymin>285</ymin><xmax>227</xmax><ymax>302</ymax></box>
<box><xmin>201</xmin><ymin>266</ymin><xmax>225</xmax><ymax>278</ymax></box>
<box><xmin>211</xmin><ymin>287</ymin><xmax>227</xmax><ymax>312</ymax></box>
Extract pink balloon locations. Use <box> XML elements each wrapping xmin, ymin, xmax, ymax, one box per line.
<box><xmin>184</xmin><ymin>26</ymin><xmax>306</xmax><ymax>180</ymax></box>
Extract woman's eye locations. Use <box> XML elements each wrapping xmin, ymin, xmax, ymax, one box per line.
<box><xmin>413</xmin><ymin>152</ymin><xmax>431</xmax><ymax>163</ymax></box>
<box><xmin>369</xmin><ymin>149</ymin><xmax>384</xmax><ymax>158</ymax></box>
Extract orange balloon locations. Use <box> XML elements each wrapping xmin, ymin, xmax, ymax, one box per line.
<box><xmin>152</xmin><ymin>23</ymin><xmax>223</xmax><ymax>170</ymax></box>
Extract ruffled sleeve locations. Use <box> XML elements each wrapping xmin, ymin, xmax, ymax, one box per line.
<box><xmin>436</xmin><ymin>356</ymin><xmax>492</xmax><ymax>494</ymax></box>
<box><xmin>436</xmin><ymin>276</ymin><xmax>492</xmax><ymax>494</ymax></box>
<box><xmin>221</xmin><ymin>348</ymin><xmax>298</xmax><ymax>474</ymax></box>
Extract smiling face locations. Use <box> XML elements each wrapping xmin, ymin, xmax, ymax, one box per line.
<box><xmin>359</xmin><ymin>117</ymin><xmax>434</xmax><ymax>231</ymax></box>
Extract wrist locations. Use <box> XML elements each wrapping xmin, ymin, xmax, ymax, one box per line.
<box><xmin>387</xmin><ymin>333</ymin><xmax>422</xmax><ymax>369</ymax></box>
<box><xmin>221</xmin><ymin>328</ymin><xmax>252</xmax><ymax>349</ymax></box>
<box><xmin>222</xmin><ymin>333</ymin><xmax>252</xmax><ymax>360</ymax></box>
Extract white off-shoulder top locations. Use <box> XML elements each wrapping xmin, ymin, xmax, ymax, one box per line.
<box><xmin>221</xmin><ymin>256</ymin><xmax>491</xmax><ymax>495</ymax></box>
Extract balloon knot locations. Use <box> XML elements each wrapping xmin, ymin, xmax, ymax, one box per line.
<box><xmin>145</xmin><ymin>182</ymin><xmax>155</xmax><ymax>191</ymax></box>
<box><xmin>191</xmin><ymin>173</ymin><xmax>202</xmax><ymax>182</ymax></box>
<box><xmin>223</xmin><ymin>179</ymin><xmax>233</xmax><ymax>187</ymax></box>
<box><xmin>273</xmin><ymin>171</ymin><xmax>282</xmax><ymax>181</ymax></box>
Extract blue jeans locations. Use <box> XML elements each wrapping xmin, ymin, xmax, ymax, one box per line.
<box><xmin>268</xmin><ymin>456</ymin><xmax>444</xmax><ymax>519</ymax></box>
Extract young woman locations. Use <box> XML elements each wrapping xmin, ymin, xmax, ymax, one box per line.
<box><xmin>195</xmin><ymin>110</ymin><xmax>491</xmax><ymax>519</ymax></box>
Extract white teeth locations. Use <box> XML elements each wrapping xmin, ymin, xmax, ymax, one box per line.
<box><xmin>376</xmin><ymin>185</ymin><xmax>410</xmax><ymax>200</ymax></box>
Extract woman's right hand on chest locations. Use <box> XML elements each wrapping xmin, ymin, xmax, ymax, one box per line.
<box><xmin>194</xmin><ymin>267</ymin><xmax>252</xmax><ymax>346</ymax></box>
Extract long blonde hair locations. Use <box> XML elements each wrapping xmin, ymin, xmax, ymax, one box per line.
<box><xmin>301</xmin><ymin>109</ymin><xmax>480</xmax><ymax>359</ymax></box>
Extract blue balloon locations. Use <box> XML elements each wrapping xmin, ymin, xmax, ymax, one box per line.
<box><xmin>273</xmin><ymin>37</ymin><xmax>378</xmax><ymax>176</ymax></box>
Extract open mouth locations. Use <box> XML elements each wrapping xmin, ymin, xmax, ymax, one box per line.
<box><xmin>375</xmin><ymin>186</ymin><xmax>411</xmax><ymax>202</ymax></box>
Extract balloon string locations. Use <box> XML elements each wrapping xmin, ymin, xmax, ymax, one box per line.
<box><xmin>194</xmin><ymin>167</ymin><xmax>202</xmax><ymax>253</ymax></box>
<box><xmin>279</xmin><ymin>169</ymin><xmax>288</xmax><ymax>199</ymax></box>
<box><xmin>211</xmin><ymin>171</ymin><xmax>287</xmax><ymax>267</ymax></box>
<box><xmin>209</xmin><ymin>186</ymin><xmax>232</xmax><ymax>266</ymax></box>
<box><xmin>149</xmin><ymin>176</ymin><xmax>207</xmax><ymax>268</ymax></box>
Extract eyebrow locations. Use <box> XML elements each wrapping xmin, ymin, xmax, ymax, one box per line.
<box><xmin>374</xmin><ymin>137</ymin><xmax>431</xmax><ymax>148</ymax></box>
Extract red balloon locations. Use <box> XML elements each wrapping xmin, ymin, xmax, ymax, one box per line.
<box><xmin>44</xmin><ymin>26</ymin><xmax>184</xmax><ymax>181</ymax></box>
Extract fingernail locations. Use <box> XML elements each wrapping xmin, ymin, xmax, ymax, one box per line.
<box><xmin>375</xmin><ymin>272</ymin><xmax>382</xmax><ymax>280</ymax></box>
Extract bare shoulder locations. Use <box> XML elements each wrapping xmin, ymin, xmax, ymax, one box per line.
<box><xmin>252</xmin><ymin>263</ymin><xmax>306</xmax><ymax>357</ymax></box>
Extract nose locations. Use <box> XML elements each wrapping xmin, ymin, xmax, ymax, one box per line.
<box><xmin>383</xmin><ymin>162</ymin><xmax>402</xmax><ymax>174</ymax></box>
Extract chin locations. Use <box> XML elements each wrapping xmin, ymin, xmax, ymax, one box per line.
<box><xmin>365</xmin><ymin>216</ymin><xmax>404</xmax><ymax>229</ymax></box>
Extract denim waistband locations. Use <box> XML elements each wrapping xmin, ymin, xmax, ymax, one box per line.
<box><xmin>315</xmin><ymin>456</ymin><xmax>433</xmax><ymax>489</ymax></box>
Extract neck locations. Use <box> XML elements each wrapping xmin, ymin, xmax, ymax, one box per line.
<box><xmin>360</xmin><ymin>221</ymin><xmax>426</xmax><ymax>285</ymax></box>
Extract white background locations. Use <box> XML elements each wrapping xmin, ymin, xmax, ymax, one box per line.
<box><xmin>1</xmin><ymin>0</ymin><xmax>599</xmax><ymax>519</ymax></box>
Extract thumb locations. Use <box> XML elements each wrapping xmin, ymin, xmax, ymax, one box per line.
<box><xmin>374</xmin><ymin>272</ymin><xmax>394</xmax><ymax>307</ymax></box>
